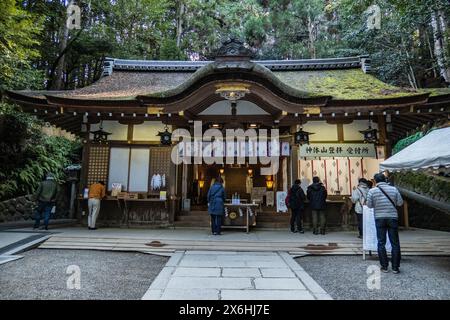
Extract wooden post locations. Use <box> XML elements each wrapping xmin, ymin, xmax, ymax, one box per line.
<box><xmin>403</xmin><ymin>200</ymin><xmax>409</xmax><ymax>229</ymax></box>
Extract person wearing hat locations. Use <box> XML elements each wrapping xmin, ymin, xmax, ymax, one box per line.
<box><xmin>33</xmin><ymin>173</ymin><xmax>58</xmax><ymax>230</ymax></box>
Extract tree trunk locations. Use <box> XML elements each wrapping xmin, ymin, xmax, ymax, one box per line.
<box><xmin>425</xmin><ymin>28</ymin><xmax>438</xmax><ymax>78</ymax></box>
<box><xmin>51</xmin><ymin>10</ymin><xmax>70</xmax><ymax>90</ymax></box>
<box><xmin>307</xmin><ymin>12</ymin><xmax>316</xmax><ymax>59</ymax></box>
<box><xmin>431</xmin><ymin>11</ymin><xmax>450</xmax><ymax>84</ymax></box>
<box><xmin>176</xmin><ymin>1</ymin><xmax>185</xmax><ymax>48</ymax></box>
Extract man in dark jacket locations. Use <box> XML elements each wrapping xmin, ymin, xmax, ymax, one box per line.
<box><xmin>307</xmin><ymin>176</ymin><xmax>328</xmax><ymax>235</ymax></box>
<box><xmin>207</xmin><ymin>177</ymin><xmax>226</xmax><ymax>235</ymax></box>
<box><xmin>33</xmin><ymin>173</ymin><xmax>58</xmax><ymax>230</ymax></box>
<box><xmin>288</xmin><ymin>179</ymin><xmax>306</xmax><ymax>233</ymax></box>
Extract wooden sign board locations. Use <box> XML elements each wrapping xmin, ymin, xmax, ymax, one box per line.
<box><xmin>266</xmin><ymin>191</ymin><xmax>274</xmax><ymax>207</ymax></box>
<box><xmin>251</xmin><ymin>187</ymin><xmax>267</xmax><ymax>202</ymax></box>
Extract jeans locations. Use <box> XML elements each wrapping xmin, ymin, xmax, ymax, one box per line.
<box><xmin>290</xmin><ymin>208</ymin><xmax>304</xmax><ymax>231</ymax></box>
<box><xmin>34</xmin><ymin>201</ymin><xmax>53</xmax><ymax>229</ymax></box>
<box><xmin>356</xmin><ymin>213</ymin><xmax>363</xmax><ymax>236</ymax></box>
<box><xmin>375</xmin><ymin>218</ymin><xmax>401</xmax><ymax>269</ymax></box>
<box><xmin>312</xmin><ymin>210</ymin><xmax>326</xmax><ymax>230</ymax></box>
<box><xmin>210</xmin><ymin>215</ymin><xmax>222</xmax><ymax>234</ymax></box>
<box><xmin>88</xmin><ymin>198</ymin><xmax>101</xmax><ymax>228</ymax></box>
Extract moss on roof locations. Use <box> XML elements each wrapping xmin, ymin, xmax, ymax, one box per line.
<box><xmin>15</xmin><ymin>63</ymin><xmax>449</xmax><ymax>102</ymax></box>
<box><xmin>419</xmin><ymin>87</ymin><xmax>450</xmax><ymax>96</ymax></box>
<box><xmin>140</xmin><ymin>61</ymin><xmax>316</xmax><ymax>99</ymax></box>
<box><xmin>273</xmin><ymin>69</ymin><xmax>419</xmax><ymax>99</ymax></box>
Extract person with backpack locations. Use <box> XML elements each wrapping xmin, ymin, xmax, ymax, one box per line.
<box><xmin>287</xmin><ymin>179</ymin><xmax>306</xmax><ymax>233</ymax></box>
<box><xmin>33</xmin><ymin>173</ymin><xmax>58</xmax><ymax>230</ymax></box>
<box><xmin>367</xmin><ymin>173</ymin><xmax>404</xmax><ymax>274</ymax></box>
<box><xmin>307</xmin><ymin>177</ymin><xmax>328</xmax><ymax>235</ymax></box>
<box><xmin>351</xmin><ymin>178</ymin><xmax>370</xmax><ymax>239</ymax></box>
<box><xmin>207</xmin><ymin>177</ymin><xmax>226</xmax><ymax>235</ymax></box>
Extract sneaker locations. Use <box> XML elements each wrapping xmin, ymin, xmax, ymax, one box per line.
<box><xmin>380</xmin><ymin>267</ymin><xmax>389</xmax><ymax>273</ymax></box>
<box><xmin>299</xmin><ymin>229</ymin><xmax>305</xmax><ymax>234</ymax></box>
<box><xmin>392</xmin><ymin>268</ymin><xmax>400</xmax><ymax>274</ymax></box>
<box><xmin>357</xmin><ymin>235</ymin><xmax>362</xmax><ymax>239</ymax></box>
<box><xmin>291</xmin><ymin>229</ymin><xmax>298</xmax><ymax>233</ymax></box>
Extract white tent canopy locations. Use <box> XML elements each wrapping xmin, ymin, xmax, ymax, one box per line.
<box><xmin>380</xmin><ymin>127</ymin><xmax>450</xmax><ymax>172</ymax></box>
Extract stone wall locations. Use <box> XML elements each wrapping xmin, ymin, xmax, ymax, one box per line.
<box><xmin>0</xmin><ymin>195</ymin><xmax>35</xmax><ymax>223</ymax></box>
<box><xmin>0</xmin><ymin>184</ymin><xmax>70</xmax><ymax>223</ymax></box>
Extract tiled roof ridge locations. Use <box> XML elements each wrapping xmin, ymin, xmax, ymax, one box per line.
<box><xmin>102</xmin><ymin>55</ymin><xmax>369</xmax><ymax>75</ymax></box>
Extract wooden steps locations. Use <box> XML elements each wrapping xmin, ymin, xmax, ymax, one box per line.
<box><xmin>175</xmin><ymin>210</ymin><xmax>292</xmax><ymax>229</ymax></box>
<box><xmin>38</xmin><ymin>234</ymin><xmax>450</xmax><ymax>257</ymax></box>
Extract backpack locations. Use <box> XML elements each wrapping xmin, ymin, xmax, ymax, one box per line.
<box><xmin>285</xmin><ymin>189</ymin><xmax>291</xmax><ymax>208</ymax></box>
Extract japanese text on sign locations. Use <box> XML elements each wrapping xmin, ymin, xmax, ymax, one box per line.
<box><xmin>299</xmin><ymin>143</ymin><xmax>376</xmax><ymax>158</ymax></box>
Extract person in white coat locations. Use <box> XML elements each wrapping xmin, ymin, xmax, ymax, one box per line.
<box><xmin>351</xmin><ymin>178</ymin><xmax>369</xmax><ymax>239</ymax></box>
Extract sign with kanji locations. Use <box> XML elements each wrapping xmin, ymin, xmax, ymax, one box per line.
<box><xmin>299</xmin><ymin>143</ymin><xmax>376</xmax><ymax>158</ymax></box>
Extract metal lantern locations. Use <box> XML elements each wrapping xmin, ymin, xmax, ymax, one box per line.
<box><xmin>294</xmin><ymin>128</ymin><xmax>313</xmax><ymax>145</ymax></box>
<box><xmin>90</xmin><ymin>121</ymin><xmax>111</xmax><ymax>144</ymax></box>
<box><xmin>360</xmin><ymin>116</ymin><xmax>378</xmax><ymax>143</ymax></box>
<box><xmin>360</xmin><ymin>126</ymin><xmax>378</xmax><ymax>143</ymax></box>
<box><xmin>158</xmin><ymin>126</ymin><xmax>172</xmax><ymax>145</ymax></box>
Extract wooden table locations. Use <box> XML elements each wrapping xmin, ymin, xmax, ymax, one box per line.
<box><xmin>223</xmin><ymin>203</ymin><xmax>259</xmax><ymax>233</ymax></box>
<box><xmin>117</xmin><ymin>198</ymin><xmax>167</xmax><ymax>226</ymax></box>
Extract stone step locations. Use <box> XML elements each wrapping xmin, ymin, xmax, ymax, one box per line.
<box><xmin>174</xmin><ymin>221</ymin><xmax>210</xmax><ymax>227</ymax></box>
<box><xmin>178</xmin><ymin>211</ymin><xmax>209</xmax><ymax>216</ymax></box>
<box><xmin>176</xmin><ymin>215</ymin><xmax>210</xmax><ymax>222</ymax></box>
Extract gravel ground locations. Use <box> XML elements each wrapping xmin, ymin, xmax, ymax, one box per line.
<box><xmin>0</xmin><ymin>249</ymin><xmax>168</xmax><ymax>300</ymax></box>
<box><xmin>296</xmin><ymin>255</ymin><xmax>450</xmax><ymax>300</ymax></box>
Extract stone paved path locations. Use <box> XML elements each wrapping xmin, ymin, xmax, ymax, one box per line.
<box><xmin>142</xmin><ymin>251</ymin><xmax>332</xmax><ymax>300</ymax></box>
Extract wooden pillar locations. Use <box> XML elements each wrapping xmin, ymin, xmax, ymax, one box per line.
<box><xmin>377</xmin><ymin>115</ymin><xmax>391</xmax><ymax>157</ymax></box>
<box><xmin>337</xmin><ymin>123</ymin><xmax>344</xmax><ymax>143</ymax></box>
<box><xmin>168</xmin><ymin>159</ymin><xmax>177</xmax><ymax>224</ymax></box>
<box><xmin>291</xmin><ymin>144</ymin><xmax>299</xmax><ymax>184</ymax></box>
<box><xmin>403</xmin><ymin>200</ymin><xmax>409</xmax><ymax>229</ymax></box>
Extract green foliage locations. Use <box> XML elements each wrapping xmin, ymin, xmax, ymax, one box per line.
<box><xmin>0</xmin><ymin>103</ymin><xmax>82</xmax><ymax>201</ymax></box>
<box><xmin>4</xmin><ymin>0</ymin><xmax>448</xmax><ymax>90</ymax></box>
<box><xmin>0</xmin><ymin>0</ymin><xmax>45</xmax><ymax>90</ymax></box>
<box><xmin>160</xmin><ymin>38</ymin><xmax>186</xmax><ymax>60</ymax></box>
<box><xmin>392</xmin><ymin>131</ymin><xmax>424</xmax><ymax>154</ymax></box>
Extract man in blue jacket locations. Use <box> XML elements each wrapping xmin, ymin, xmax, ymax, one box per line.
<box><xmin>207</xmin><ymin>177</ymin><xmax>226</xmax><ymax>235</ymax></box>
<box><xmin>367</xmin><ymin>173</ymin><xmax>403</xmax><ymax>274</ymax></box>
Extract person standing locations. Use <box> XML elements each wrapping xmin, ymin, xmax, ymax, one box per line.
<box><xmin>351</xmin><ymin>178</ymin><xmax>370</xmax><ymax>239</ymax></box>
<box><xmin>288</xmin><ymin>179</ymin><xmax>306</xmax><ymax>233</ymax></box>
<box><xmin>207</xmin><ymin>177</ymin><xmax>225</xmax><ymax>235</ymax></box>
<box><xmin>307</xmin><ymin>176</ymin><xmax>328</xmax><ymax>235</ymax></box>
<box><xmin>87</xmin><ymin>181</ymin><xmax>106</xmax><ymax>230</ymax></box>
<box><xmin>367</xmin><ymin>173</ymin><xmax>403</xmax><ymax>274</ymax></box>
<box><xmin>33</xmin><ymin>173</ymin><xmax>58</xmax><ymax>230</ymax></box>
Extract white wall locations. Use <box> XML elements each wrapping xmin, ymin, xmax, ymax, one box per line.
<box><xmin>108</xmin><ymin>147</ymin><xmax>130</xmax><ymax>191</ymax></box>
<box><xmin>90</xmin><ymin>120</ymin><xmax>128</xmax><ymax>141</ymax></box>
<box><xmin>133</xmin><ymin>121</ymin><xmax>170</xmax><ymax>141</ymax></box>
<box><xmin>343</xmin><ymin>120</ymin><xmax>378</xmax><ymax>141</ymax></box>
<box><xmin>199</xmin><ymin>100</ymin><xmax>269</xmax><ymax>115</ymax></box>
<box><xmin>300</xmin><ymin>121</ymin><xmax>338</xmax><ymax>142</ymax></box>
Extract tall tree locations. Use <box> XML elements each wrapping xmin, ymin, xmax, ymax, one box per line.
<box><xmin>0</xmin><ymin>0</ymin><xmax>44</xmax><ymax>91</ymax></box>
